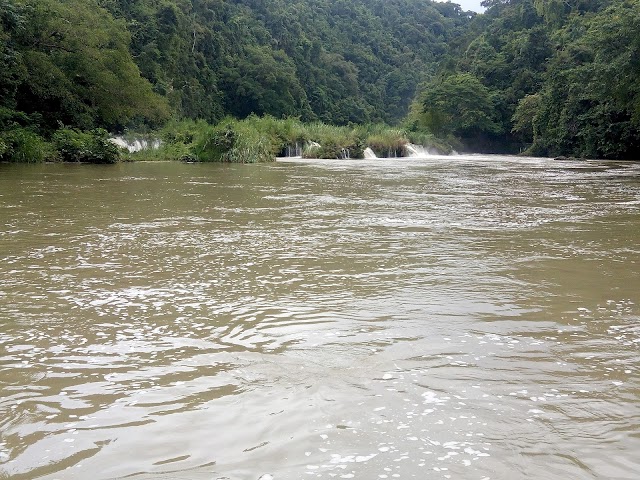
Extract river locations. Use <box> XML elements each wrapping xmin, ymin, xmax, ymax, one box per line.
<box><xmin>1</xmin><ymin>155</ymin><xmax>639</xmax><ymax>480</ymax></box>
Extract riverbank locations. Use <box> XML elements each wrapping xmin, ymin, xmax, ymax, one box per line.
<box><xmin>121</xmin><ymin>116</ymin><xmax>454</xmax><ymax>163</ymax></box>
<box><xmin>0</xmin><ymin>116</ymin><xmax>453</xmax><ymax>164</ymax></box>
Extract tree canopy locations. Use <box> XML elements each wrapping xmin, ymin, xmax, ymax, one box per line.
<box><xmin>2</xmin><ymin>0</ymin><xmax>169</xmax><ymax>131</ymax></box>
<box><xmin>411</xmin><ymin>0</ymin><xmax>640</xmax><ymax>158</ymax></box>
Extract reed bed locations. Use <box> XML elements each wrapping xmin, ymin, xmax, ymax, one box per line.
<box><xmin>125</xmin><ymin>115</ymin><xmax>450</xmax><ymax>163</ymax></box>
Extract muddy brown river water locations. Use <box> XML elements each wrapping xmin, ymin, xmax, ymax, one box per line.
<box><xmin>0</xmin><ymin>155</ymin><xmax>639</xmax><ymax>480</ymax></box>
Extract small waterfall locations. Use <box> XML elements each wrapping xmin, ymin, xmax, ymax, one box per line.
<box><xmin>284</xmin><ymin>142</ymin><xmax>303</xmax><ymax>157</ymax></box>
<box><xmin>339</xmin><ymin>148</ymin><xmax>350</xmax><ymax>159</ymax></box>
<box><xmin>405</xmin><ymin>144</ymin><xmax>430</xmax><ymax>158</ymax></box>
<box><xmin>363</xmin><ymin>147</ymin><xmax>377</xmax><ymax>159</ymax></box>
<box><xmin>110</xmin><ymin>136</ymin><xmax>161</xmax><ymax>153</ymax></box>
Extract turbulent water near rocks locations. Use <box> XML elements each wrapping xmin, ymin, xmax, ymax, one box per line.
<box><xmin>0</xmin><ymin>155</ymin><xmax>639</xmax><ymax>480</ymax></box>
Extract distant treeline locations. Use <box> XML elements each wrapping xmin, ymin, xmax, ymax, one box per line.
<box><xmin>1</xmin><ymin>0</ymin><xmax>638</xmax><ymax>162</ymax></box>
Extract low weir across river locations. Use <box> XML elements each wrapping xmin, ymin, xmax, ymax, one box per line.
<box><xmin>0</xmin><ymin>154</ymin><xmax>639</xmax><ymax>479</ymax></box>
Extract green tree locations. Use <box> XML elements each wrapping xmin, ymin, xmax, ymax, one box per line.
<box><xmin>529</xmin><ymin>0</ymin><xmax>640</xmax><ymax>158</ymax></box>
<box><xmin>95</xmin><ymin>0</ymin><xmax>474</xmax><ymax>126</ymax></box>
<box><xmin>0</xmin><ymin>0</ymin><xmax>26</xmax><ymax>109</ymax></box>
<box><xmin>420</xmin><ymin>73</ymin><xmax>502</xmax><ymax>139</ymax></box>
<box><xmin>14</xmin><ymin>0</ymin><xmax>169</xmax><ymax>131</ymax></box>
<box><xmin>511</xmin><ymin>93</ymin><xmax>541</xmax><ymax>143</ymax></box>
<box><xmin>220</xmin><ymin>45</ymin><xmax>311</xmax><ymax>119</ymax></box>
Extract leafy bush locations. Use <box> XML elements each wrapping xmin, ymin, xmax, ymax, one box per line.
<box><xmin>119</xmin><ymin>119</ymin><xmax>208</xmax><ymax>161</ymax></box>
<box><xmin>52</xmin><ymin>128</ymin><xmax>120</xmax><ymax>163</ymax></box>
<box><xmin>0</xmin><ymin>128</ymin><xmax>55</xmax><ymax>162</ymax></box>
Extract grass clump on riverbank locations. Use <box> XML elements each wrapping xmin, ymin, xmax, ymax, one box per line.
<box><xmin>357</xmin><ymin>124</ymin><xmax>407</xmax><ymax>158</ymax></box>
<box><xmin>192</xmin><ymin>117</ymin><xmax>280</xmax><ymax>163</ymax></box>
<box><xmin>124</xmin><ymin>117</ymin><xmax>369</xmax><ymax>162</ymax></box>
<box><xmin>190</xmin><ymin>116</ymin><xmax>366</xmax><ymax>162</ymax></box>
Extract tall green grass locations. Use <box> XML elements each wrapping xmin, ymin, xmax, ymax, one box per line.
<box><xmin>357</xmin><ymin>124</ymin><xmax>408</xmax><ymax>157</ymax></box>
<box><xmin>190</xmin><ymin>116</ymin><xmax>367</xmax><ymax>162</ymax></box>
<box><xmin>124</xmin><ymin>115</ymin><xmax>452</xmax><ymax>163</ymax></box>
<box><xmin>192</xmin><ymin>117</ymin><xmax>281</xmax><ymax>163</ymax></box>
<box><xmin>0</xmin><ymin>128</ymin><xmax>55</xmax><ymax>163</ymax></box>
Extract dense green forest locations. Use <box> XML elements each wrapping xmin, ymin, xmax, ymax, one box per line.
<box><xmin>411</xmin><ymin>0</ymin><xmax>640</xmax><ymax>159</ymax></box>
<box><xmin>1</xmin><ymin>0</ymin><xmax>638</xmax><ymax>162</ymax></box>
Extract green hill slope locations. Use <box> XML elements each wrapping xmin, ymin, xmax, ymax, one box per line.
<box><xmin>410</xmin><ymin>0</ymin><xmax>640</xmax><ymax>159</ymax></box>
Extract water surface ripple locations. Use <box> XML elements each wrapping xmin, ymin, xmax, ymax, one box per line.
<box><xmin>1</xmin><ymin>155</ymin><xmax>639</xmax><ymax>479</ymax></box>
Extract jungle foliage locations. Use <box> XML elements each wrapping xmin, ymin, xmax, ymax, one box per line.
<box><xmin>0</xmin><ymin>0</ymin><xmax>474</xmax><ymax>162</ymax></box>
<box><xmin>1</xmin><ymin>0</ymin><xmax>638</xmax><ymax>162</ymax></box>
<box><xmin>411</xmin><ymin>0</ymin><xmax>640</xmax><ymax>158</ymax></box>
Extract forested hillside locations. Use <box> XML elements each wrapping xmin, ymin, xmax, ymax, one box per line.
<box><xmin>1</xmin><ymin>0</ymin><xmax>472</xmax><ymax>129</ymax></box>
<box><xmin>101</xmin><ymin>0</ymin><xmax>476</xmax><ymax>125</ymax></box>
<box><xmin>411</xmin><ymin>0</ymin><xmax>640</xmax><ymax>159</ymax></box>
<box><xmin>1</xmin><ymin>0</ymin><xmax>639</xmax><ymax>161</ymax></box>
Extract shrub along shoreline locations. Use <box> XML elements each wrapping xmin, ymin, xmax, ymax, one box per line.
<box><xmin>126</xmin><ymin>116</ymin><xmax>453</xmax><ymax>163</ymax></box>
<box><xmin>0</xmin><ymin>115</ymin><xmax>452</xmax><ymax>164</ymax></box>
<box><xmin>0</xmin><ymin>107</ymin><xmax>122</xmax><ymax>164</ymax></box>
